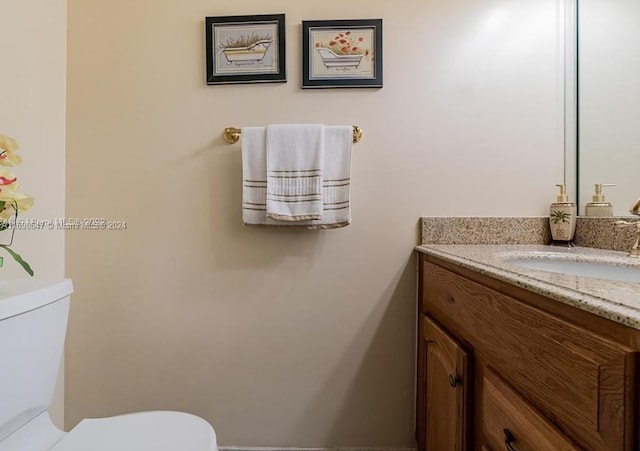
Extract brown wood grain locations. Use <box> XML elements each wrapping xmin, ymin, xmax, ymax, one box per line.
<box><xmin>416</xmin><ymin>308</ymin><xmax>426</xmax><ymax>450</ymax></box>
<box><xmin>418</xmin><ymin>254</ymin><xmax>639</xmax><ymax>450</ymax></box>
<box><xmin>423</xmin><ymin>253</ymin><xmax>640</xmax><ymax>349</ymax></box>
<box><xmin>423</xmin><ymin>315</ymin><xmax>470</xmax><ymax>451</ymax></box>
<box><xmin>482</xmin><ymin>368</ymin><xmax>581</xmax><ymax>450</ymax></box>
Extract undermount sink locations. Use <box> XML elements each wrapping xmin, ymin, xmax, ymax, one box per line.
<box><xmin>499</xmin><ymin>251</ymin><xmax>640</xmax><ymax>283</ymax></box>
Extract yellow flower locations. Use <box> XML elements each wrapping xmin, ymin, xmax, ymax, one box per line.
<box><xmin>0</xmin><ymin>135</ymin><xmax>33</xmax><ymax>275</ymax></box>
<box><xmin>0</xmin><ymin>193</ymin><xmax>34</xmax><ymax>220</ymax></box>
<box><xmin>0</xmin><ymin>170</ymin><xmax>33</xmax><ymax>220</ymax></box>
<box><xmin>0</xmin><ymin>134</ymin><xmax>23</xmax><ymax>167</ymax></box>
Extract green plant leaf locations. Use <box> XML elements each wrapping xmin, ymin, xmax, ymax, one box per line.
<box><xmin>0</xmin><ymin>244</ymin><xmax>33</xmax><ymax>276</ymax></box>
<box><xmin>551</xmin><ymin>210</ymin><xmax>571</xmax><ymax>224</ymax></box>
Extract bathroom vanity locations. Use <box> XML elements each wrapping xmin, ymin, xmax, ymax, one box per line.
<box><xmin>415</xmin><ymin>244</ymin><xmax>640</xmax><ymax>451</ymax></box>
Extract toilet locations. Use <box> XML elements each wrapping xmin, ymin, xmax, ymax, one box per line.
<box><xmin>0</xmin><ymin>279</ymin><xmax>218</xmax><ymax>451</ymax></box>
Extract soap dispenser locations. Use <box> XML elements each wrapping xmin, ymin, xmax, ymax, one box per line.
<box><xmin>549</xmin><ymin>184</ymin><xmax>576</xmax><ymax>246</ymax></box>
<box><xmin>585</xmin><ymin>184</ymin><xmax>615</xmax><ymax>216</ymax></box>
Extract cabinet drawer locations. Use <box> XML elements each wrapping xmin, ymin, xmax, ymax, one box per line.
<box><xmin>422</xmin><ymin>259</ymin><xmax>636</xmax><ymax>450</ymax></box>
<box><xmin>482</xmin><ymin>368</ymin><xmax>580</xmax><ymax>450</ymax></box>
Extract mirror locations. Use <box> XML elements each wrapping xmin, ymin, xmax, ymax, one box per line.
<box><xmin>575</xmin><ymin>0</ymin><xmax>640</xmax><ymax>216</ymax></box>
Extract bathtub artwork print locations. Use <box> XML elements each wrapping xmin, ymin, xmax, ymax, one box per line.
<box><xmin>312</xmin><ymin>29</ymin><xmax>374</xmax><ymax>76</ymax></box>
<box><xmin>311</xmin><ymin>29</ymin><xmax>374</xmax><ymax>77</ymax></box>
<box><xmin>302</xmin><ymin>19</ymin><xmax>383</xmax><ymax>88</ymax></box>
<box><xmin>215</xmin><ymin>25</ymin><xmax>277</xmax><ymax>74</ymax></box>
<box><xmin>205</xmin><ymin>14</ymin><xmax>286</xmax><ymax>85</ymax></box>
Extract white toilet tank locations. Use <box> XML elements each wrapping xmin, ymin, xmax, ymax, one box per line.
<box><xmin>0</xmin><ymin>279</ymin><xmax>73</xmax><ymax>444</ymax></box>
<box><xmin>0</xmin><ymin>279</ymin><xmax>218</xmax><ymax>451</ymax></box>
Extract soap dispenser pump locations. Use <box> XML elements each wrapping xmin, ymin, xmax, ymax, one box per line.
<box><xmin>549</xmin><ymin>184</ymin><xmax>576</xmax><ymax>246</ymax></box>
<box><xmin>585</xmin><ymin>184</ymin><xmax>615</xmax><ymax>216</ymax></box>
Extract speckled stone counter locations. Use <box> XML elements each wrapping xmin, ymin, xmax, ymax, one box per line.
<box><xmin>575</xmin><ymin>216</ymin><xmax>637</xmax><ymax>251</ymax></box>
<box><xmin>416</xmin><ymin>244</ymin><xmax>640</xmax><ymax>330</ymax></box>
<box><xmin>421</xmin><ymin>217</ymin><xmax>551</xmax><ymax>245</ymax></box>
<box><xmin>419</xmin><ymin>216</ymin><xmax>638</xmax><ymax>250</ymax></box>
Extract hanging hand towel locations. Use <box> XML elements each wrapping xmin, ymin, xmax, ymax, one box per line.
<box><xmin>311</xmin><ymin>125</ymin><xmax>353</xmax><ymax>228</ymax></box>
<box><xmin>242</xmin><ymin>125</ymin><xmax>352</xmax><ymax>229</ymax></box>
<box><xmin>265</xmin><ymin>124</ymin><xmax>325</xmax><ymax>221</ymax></box>
<box><xmin>241</xmin><ymin>127</ymin><xmax>268</xmax><ymax>225</ymax></box>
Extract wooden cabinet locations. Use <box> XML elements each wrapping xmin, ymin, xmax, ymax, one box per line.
<box><xmin>417</xmin><ymin>316</ymin><xmax>470</xmax><ymax>451</ymax></box>
<box><xmin>416</xmin><ymin>253</ymin><xmax>639</xmax><ymax>451</ymax></box>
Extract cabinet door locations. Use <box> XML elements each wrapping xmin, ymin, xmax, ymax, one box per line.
<box><xmin>422</xmin><ymin>315</ymin><xmax>470</xmax><ymax>451</ymax></box>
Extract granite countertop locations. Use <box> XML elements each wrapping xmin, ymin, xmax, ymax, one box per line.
<box><xmin>416</xmin><ymin>244</ymin><xmax>640</xmax><ymax>330</ymax></box>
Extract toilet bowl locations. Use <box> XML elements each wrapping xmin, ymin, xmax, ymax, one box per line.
<box><xmin>0</xmin><ymin>279</ymin><xmax>218</xmax><ymax>451</ymax></box>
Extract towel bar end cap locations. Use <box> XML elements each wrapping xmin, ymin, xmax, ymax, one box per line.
<box><xmin>352</xmin><ymin>126</ymin><xmax>362</xmax><ymax>143</ymax></box>
<box><xmin>223</xmin><ymin>127</ymin><xmax>241</xmax><ymax>144</ymax></box>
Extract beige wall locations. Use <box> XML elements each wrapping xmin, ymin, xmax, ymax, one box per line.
<box><xmin>66</xmin><ymin>0</ymin><xmax>565</xmax><ymax>446</ymax></box>
<box><xmin>0</xmin><ymin>0</ymin><xmax>67</xmax><ymax>426</ymax></box>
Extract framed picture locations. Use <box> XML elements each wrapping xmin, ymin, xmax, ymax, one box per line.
<box><xmin>205</xmin><ymin>14</ymin><xmax>286</xmax><ymax>85</ymax></box>
<box><xmin>302</xmin><ymin>19</ymin><xmax>382</xmax><ymax>89</ymax></box>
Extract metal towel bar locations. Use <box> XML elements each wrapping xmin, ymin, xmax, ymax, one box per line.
<box><xmin>223</xmin><ymin>126</ymin><xmax>363</xmax><ymax>144</ymax></box>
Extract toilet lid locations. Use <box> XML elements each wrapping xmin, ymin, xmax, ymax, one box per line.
<box><xmin>49</xmin><ymin>411</ymin><xmax>217</xmax><ymax>451</ymax></box>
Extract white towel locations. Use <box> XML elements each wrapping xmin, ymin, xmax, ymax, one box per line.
<box><xmin>266</xmin><ymin>124</ymin><xmax>325</xmax><ymax>221</ymax></box>
<box><xmin>242</xmin><ymin>127</ymin><xmax>268</xmax><ymax>224</ymax></box>
<box><xmin>242</xmin><ymin>125</ymin><xmax>352</xmax><ymax>229</ymax></box>
<box><xmin>316</xmin><ymin>125</ymin><xmax>352</xmax><ymax>227</ymax></box>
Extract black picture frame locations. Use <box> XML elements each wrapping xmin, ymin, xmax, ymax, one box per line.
<box><xmin>302</xmin><ymin>19</ymin><xmax>383</xmax><ymax>89</ymax></box>
<box><xmin>205</xmin><ymin>14</ymin><xmax>286</xmax><ymax>85</ymax></box>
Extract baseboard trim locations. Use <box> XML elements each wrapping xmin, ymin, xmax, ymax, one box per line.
<box><xmin>220</xmin><ymin>447</ymin><xmax>416</xmax><ymax>451</ymax></box>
